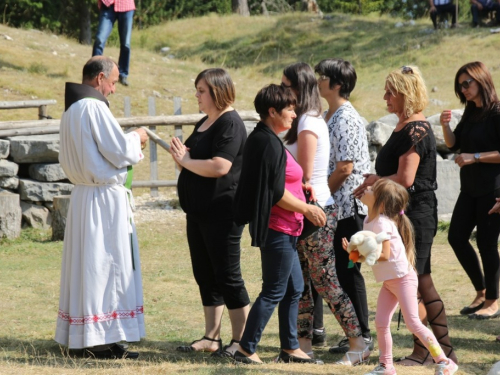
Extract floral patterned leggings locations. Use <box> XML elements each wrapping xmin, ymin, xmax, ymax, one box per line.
<box><xmin>297</xmin><ymin>204</ymin><xmax>362</xmax><ymax>339</ymax></box>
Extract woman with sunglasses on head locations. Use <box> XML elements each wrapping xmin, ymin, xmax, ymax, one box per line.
<box><xmin>281</xmin><ymin>62</ymin><xmax>369</xmax><ymax>365</ymax></box>
<box><xmin>354</xmin><ymin>66</ymin><xmax>458</xmax><ymax>367</ymax></box>
<box><xmin>441</xmin><ymin>61</ymin><xmax>500</xmax><ymax>322</ymax></box>
<box><xmin>314</xmin><ymin>58</ymin><xmax>373</xmax><ymax>357</ymax></box>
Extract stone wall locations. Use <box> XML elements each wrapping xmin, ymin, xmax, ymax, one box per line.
<box><xmin>0</xmin><ymin>134</ymin><xmax>72</xmax><ymax>234</ymax></box>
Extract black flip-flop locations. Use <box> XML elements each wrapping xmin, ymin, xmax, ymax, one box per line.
<box><xmin>469</xmin><ymin>309</ymin><xmax>500</xmax><ymax>320</ymax></box>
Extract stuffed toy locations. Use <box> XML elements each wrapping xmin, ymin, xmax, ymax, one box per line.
<box><xmin>346</xmin><ymin>230</ymin><xmax>391</xmax><ymax>268</ymax></box>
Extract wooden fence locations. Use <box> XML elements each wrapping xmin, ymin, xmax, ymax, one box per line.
<box><xmin>0</xmin><ymin>97</ymin><xmax>260</xmax><ymax>197</ymax></box>
<box><xmin>0</xmin><ymin>99</ymin><xmax>57</xmax><ymax>120</ymax></box>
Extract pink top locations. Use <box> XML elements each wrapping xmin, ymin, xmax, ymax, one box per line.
<box><xmin>99</xmin><ymin>0</ymin><xmax>136</xmax><ymax>12</ymax></box>
<box><xmin>363</xmin><ymin>214</ymin><xmax>410</xmax><ymax>282</ymax></box>
<box><xmin>269</xmin><ymin>150</ymin><xmax>305</xmax><ymax>236</ymax></box>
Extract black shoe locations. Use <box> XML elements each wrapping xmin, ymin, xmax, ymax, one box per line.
<box><xmin>460</xmin><ymin>302</ymin><xmax>484</xmax><ymax>315</ymax></box>
<box><xmin>176</xmin><ymin>336</ymin><xmax>222</xmax><ymax>352</ymax></box>
<box><xmin>312</xmin><ymin>328</ymin><xmax>327</xmax><ymax>347</ymax></box>
<box><xmin>469</xmin><ymin>309</ymin><xmax>500</xmax><ymax>320</ymax></box>
<box><xmin>119</xmin><ymin>76</ymin><xmax>129</xmax><ymax>86</ymax></box>
<box><xmin>84</xmin><ymin>343</ymin><xmax>139</xmax><ymax>359</ymax></box>
<box><xmin>233</xmin><ymin>350</ymin><xmax>262</xmax><ymax>365</ymax></box>
<box><xmin>277</xmin><ymin>350</ymin><xmax>324</xmax><ymax>364</ymax></box>
<box><xmin>329</xmin><ymin>336</ymin><xmax>374</xmax><ymax>354</ymax></box>
<box><xmin>211</xmin><ymin>339</ymin><xmax>239</xmax><ymax>358</ymax></box>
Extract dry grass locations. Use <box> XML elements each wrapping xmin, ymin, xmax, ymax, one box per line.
<box><xmin>0</xmin><ymin>216</ymin><xmax>498</xmax><ymax>375</ymax></box>
<box><xmin>2</xmin><ymin>12</ymin><xmax>500</xmax><ymax>374</ymax></box>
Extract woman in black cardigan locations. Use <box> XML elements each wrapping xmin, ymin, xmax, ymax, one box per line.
<box><xmin>441</xmin><ymin>61</ymin><xmax>500</xmax><ymax>320</ymax></box>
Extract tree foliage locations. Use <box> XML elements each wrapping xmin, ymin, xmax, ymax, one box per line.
<box><xmin>0</xmin><ymin>0</ymin><xmax>472</xmax><ymax>41</ymax></box>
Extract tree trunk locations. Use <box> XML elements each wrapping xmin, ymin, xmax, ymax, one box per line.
<box><xmin>79</xmin><ymin>1</ymin><xmax>92</xmax><ymax>45</ymax></box>
<box><xmin>232</xmin><ymin>0</ymin><xmax>250</xmax><ymax>16</ymax></box>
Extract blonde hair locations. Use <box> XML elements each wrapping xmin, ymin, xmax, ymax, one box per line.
<box><xmin>372</xmin><ymin>179</ymin><xmax>416</xmax><ymax>269</ymax></box>
<box><xmin>385</xmin><ymin>65</ymin><xmax>428</xmax><ymax>119</ymax></box>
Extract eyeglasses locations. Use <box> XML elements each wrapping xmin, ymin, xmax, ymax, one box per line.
<box><xmin>317</xmin><ymin>75</ymin><xmax>330</xmax><ymax>82</ymax></box>
<box><xmin>459</xmin><ymin>78</ymin><xmax>474</xmax><ymax>90</ymax></box>
<box><xmin>401</xmin><ymin>66</ymin><xmax>414</xmax><ymax>74</ymax></box>
<box><xmin>281</xmin><ymin>82</ymin><xmax>292</xmax><ymax>89</ymax></box>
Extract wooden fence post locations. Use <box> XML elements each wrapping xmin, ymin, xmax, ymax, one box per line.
<box><xmin>124</xmin><ymin>97</ymin><xmax>131</xmax><ymax>117</ymax></box>
<box><xmin>173</xmin><ymin>97</ymin><xmax>182</xmax><ymax>179</ymax></box>
<box><xmin>148</xmin><ymin>97</ymin><xmax>158</xmax><ymax>197</ymax></box>
<box><xmin>38</xmin><ymin>105</ymin><xmax>48</xmax><ymax>120</ymax></box>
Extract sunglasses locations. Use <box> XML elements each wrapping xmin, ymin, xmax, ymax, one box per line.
<box><xmin>459</xmin><ymin>78</ymin><xmax>474</xmax><ymax>90</ymax></box>
<box><xmin>317</xmin><ymin>75</ymin><xmax>330</xmax><ymax>82</ymax></box>
<box><xmin>401</xmin><ymin>66</ymin><xmax>413</xmax><ymax>74</ymax></box>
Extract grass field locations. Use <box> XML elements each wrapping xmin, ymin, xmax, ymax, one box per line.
<box><xmin>0</xmin><ymin>206</ymin><xmax>498</xmax><ymax>375</ymax></box>
<box><xmin>2</xmin><ymin>10</ymin><xmax>500</xmax><ymax>374</ymax></box>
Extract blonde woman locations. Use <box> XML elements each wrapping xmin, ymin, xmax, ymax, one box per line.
<box><xmin>354</xmin><ymin>66</ymin><xmax>457</xmax><ymax>366</ymax></box>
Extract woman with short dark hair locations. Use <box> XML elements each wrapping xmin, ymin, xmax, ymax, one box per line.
<box><xmin>314</xmin><ymin>58</ymin><xmax>373</xmax><ymax>355</ymax></box>
<box><xmin>170</xmin><ymin>68</ymin><xmax>250</xmax><ymax>357</ymax></box>
<box><xmin>441</xmin><ymin>61</ymin><xmax>500</xmax><ymax>321</ymax></box>
<box><xmin>282</xmin><ymin>62</ymin><xmax>369</xmax><ymax>365</ymax></box>
<box><xmin>233</xmin><ymin>84</ymin><xmax>326</xmax><ymax>365</ymax></box>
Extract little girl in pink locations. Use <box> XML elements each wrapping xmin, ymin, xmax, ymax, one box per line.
<box><xmin>344</xmin><ymin>179</ymin><xmax>458</xmax><ymax>375</ymax></box>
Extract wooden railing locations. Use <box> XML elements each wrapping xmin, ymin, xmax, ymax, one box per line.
<box><xmin>0</xmin><ymin>96</ymin><xmax>259</xmax><ymax>197</ymax></box>
<box><xmin>0</xmin><ymin>99</ymin><xmax>57</xmax><ymax>120</ymax></box>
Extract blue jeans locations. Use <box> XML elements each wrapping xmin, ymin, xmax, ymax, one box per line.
<box><xmin>92</xmin><ymin>5</ymin><xmax>134</xmax><ymax>78</ymax></box>
<box><xmin>240</xmin><ymin>229</ymin><xmax>304</xmax><ymax>354</ymax></box>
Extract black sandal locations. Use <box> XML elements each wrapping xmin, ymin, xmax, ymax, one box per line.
<box><xmin>176</xmin><ymin>336</ymin><xmax>222</xmax><ymax>353</ymax></box>
<box><xmin>211</xmin><ymin>339</ymin><xmax>239</xmax><ymax>358</ymax></box>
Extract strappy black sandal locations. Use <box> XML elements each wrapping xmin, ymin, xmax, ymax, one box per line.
<box><xmin>211</xmin><ymin>339</ymin><xmax>239</xmax><ymax>358</ymax></box>
<box><xmin>176</xmin><ymin>336</ymin><xmax>222</xmax><ymax>353</ymax></box>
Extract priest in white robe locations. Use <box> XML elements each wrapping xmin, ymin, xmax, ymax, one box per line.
<box><xmin>55</xmin><ymin>56</ymin><xmax>148</xmax><ymax>359</ymax></box>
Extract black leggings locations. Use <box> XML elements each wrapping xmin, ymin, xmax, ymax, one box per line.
<box><xmin>448</xmin><ymin>191</ymin><xmax>500</xmax><ymax>300</ymax></box>
<box><xmin>333</xmin><ymin>211</ymin><xmax>370</xmax><ymax>337</ymax></box>
<box><xmin>186</xmin><ymin>214</ymin><xmax>250</xmax><ymax>309</ymax></box>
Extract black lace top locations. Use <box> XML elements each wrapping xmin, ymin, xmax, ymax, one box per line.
<box><xmin>375</xmin><ymin>121</ymin><xmax>437</xmax><ymax>197</ymax></box>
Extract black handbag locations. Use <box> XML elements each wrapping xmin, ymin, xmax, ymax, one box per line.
<box><xmin>298</xmin><ymin>190</ymin><xmax>325</xmax><ymax>241</ymax></box>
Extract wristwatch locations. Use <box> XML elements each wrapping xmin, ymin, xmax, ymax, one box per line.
<box><xmin>474</xmin><ymin>152</ymin><xmax>481</xmax><ymax>163</ymax></box>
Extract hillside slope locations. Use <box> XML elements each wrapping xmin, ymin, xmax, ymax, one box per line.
<box><xmin>1</xmin><ymin>13</ymin><xmax>499</xmax><ymax>123</ymax></box>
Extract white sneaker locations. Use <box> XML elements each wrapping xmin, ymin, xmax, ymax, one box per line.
<box><xmin>435</xmin><ymin>359</ymin><xmax>458</xmax><ymax>375</ymax></box>
<box><xmin>365</xmin><ymin>364</ymin><xmax>397</xmax><ymax>375</ymax></box>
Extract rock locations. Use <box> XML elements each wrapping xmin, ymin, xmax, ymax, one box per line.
<box><xmin>0</xmin><ymin>193</ymin><xmax>22</xmax><ymax>238</ymax></box>
<box><xmin>436</xmin><ymin>160</ymin><xmax>460</xmax><ymax>217</ymax></box>
<box><xmin>29</xmin><ymin>163</ymin><xmax>67</xmax><ymax>182</ymax></box>
<box><xmin>18</xmin><ymin>179</ymin><xmax>73</xmax><ymax>202</ymax></box>
<box><xmin>244</xmin><ymin>121</ymin><xmax>257</xmax><ymax>136</ymax></box>
<box><xmin>0</xmin><ymin>159</ymin><xmax>19</xmax><ymax>177</ymax></box>
<box><xmin>160</xmin><ymin>46</ymin><xmax>171</xmax><ymax>53</ymax></box>
<box><xmin>488</xmin><ymin>361</ymin><xmax>500</xmax><ymax>375</ymax></box>
<box><xmin>52</xmin><ymin>195</ymin><xmax>71</xmax><ymax>240</ymax></box>
<box><xmin>366</xmin><ymin>121</ymin><xmax>395</xmax><ymax>146</ymax></box>
<box><xmin>7</xmin><ymin>134</ymin><xmax>59</xmax><ymax>163</ymax></box>
<box><xmin>395</xmin><ymin>22</ymin><xmax>404</xmax><ymax>28</ymax></box>
<box><xmin>3</xmin><ymin>34</ymin><xmax>13</xmax><ymax>41</ymax></box>
<box><xmin>20</xmin><ymin>201</ymin><xmax>52</xmax><ymax>230</ymax></box>
<box><xmin>429</xmin><ymin>109</ymin><xmax>463</xmax><ymax>153</ymax></box>
<box><xmin>44</xmin><ymin>202</ymin><xmax>54</xmax><ymax>211</ymax></box>
<box><xmin>377</xmin><ymin>113</ymin><xmax>399</xmax><ymax>127</ymax></box>
<box><xmin>368</xmin><ymin>144</ymin><xmax>380</xmax><ymax>162</ymax></box>
<box><xmin>0</xmin><ymin>140</ymin><xmax>9</xmax><ymax>158</ymax></box>
<box><xmin>0</xmin><ymin>176</ymin><xmax>19</xmax><ymax>189</ymax></box>
<box><xmin>153</xmin><ymin>90</ymin><xmax>162</xmax><ymax>98</ymax></box>
<box><xmin>431</xmin><ymin>86</ymin><xmax>438</xmax><ymax>93</ymax></box>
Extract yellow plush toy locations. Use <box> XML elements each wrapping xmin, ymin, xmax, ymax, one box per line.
<box><xmin>346</xmin><ymin>230</ymin><xmax>390</xmax><ymax>268</ymax></box>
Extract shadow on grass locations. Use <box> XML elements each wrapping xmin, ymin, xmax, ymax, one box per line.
<box><xmin>0</xmin><ymin>337</ymin><xmax>329</xmax><ymax>374</ymax></box>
